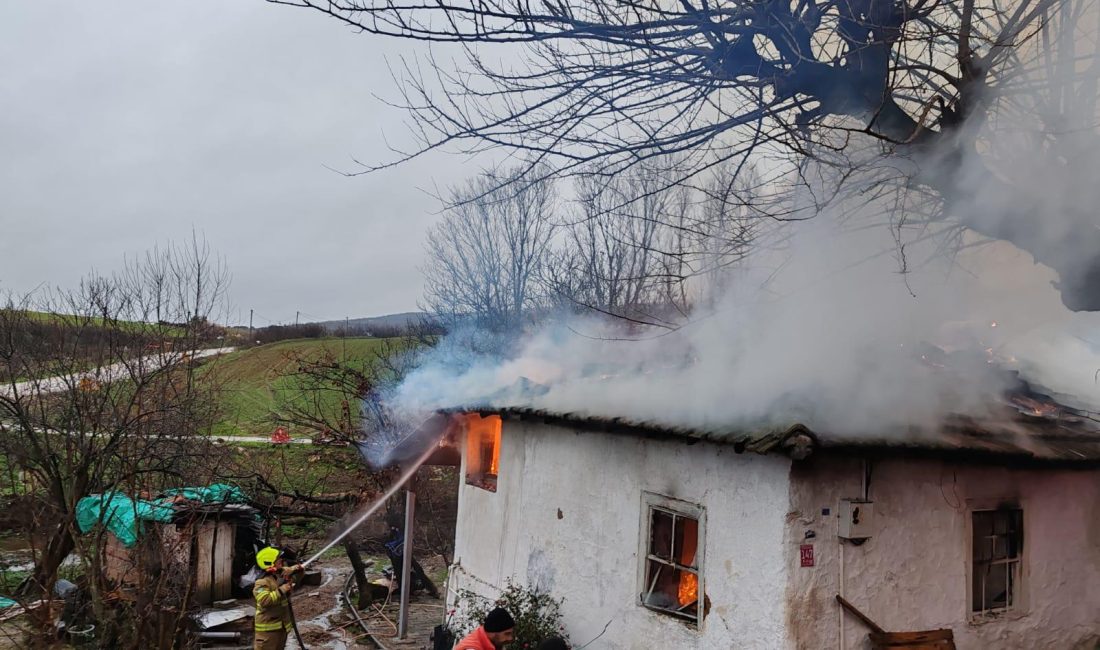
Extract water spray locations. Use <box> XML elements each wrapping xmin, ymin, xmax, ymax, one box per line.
<box><xmin>300</xmin><ymin>437</ymin><xmax>439</xmax><ymax>569</ymax></box>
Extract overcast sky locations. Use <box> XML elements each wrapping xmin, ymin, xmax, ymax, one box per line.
<box><xmin>0</xmin><ymin>1</ymin><xmax>471</xmax><ymax>325</ymax></box>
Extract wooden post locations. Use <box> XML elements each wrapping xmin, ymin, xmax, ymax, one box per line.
<box><xmin>835</xmin><ymin>594</ymin><xmax>886</xmax><ymax>634</ymax></box>
<box><xmin>398</xmin><ymin>488</ymin><xmax>416</xmax><ymax>639</ymax></box>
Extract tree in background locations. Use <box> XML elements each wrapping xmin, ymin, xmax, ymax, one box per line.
<box><xmin>546</xmin><ymin>162</ymin><xmax>682</xmax><ymax>324</ymax></box>
<box><xmin>275</xmin><ymin>0</ymin><xmax>1100</xmax><ymax>312</ymax></box>
<box><xmin>0</xmin><ymin>238</ymin><xmax>230</xmax><ymax>643</ymax></box>
<box><xmin>423</xmin><ymin>169</ymin><xmax>557</xmax><ymax>332</ymax></box>
<box><xmin>420</xmin><ymin>157</ymin><xmax>764</xmax><ymax>331</ymax></box>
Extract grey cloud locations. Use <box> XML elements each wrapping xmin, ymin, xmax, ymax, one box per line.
<box><xmin>0</xmin><ymin>1</ymin><xmax>467</xmax><ymax>322</ymax></box>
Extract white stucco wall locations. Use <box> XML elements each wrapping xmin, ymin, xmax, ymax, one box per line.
<box><xmin>785</xmin><ymin>456</ymin><xmax>1100</xmax><ymax>650</ymax></box>
<box><xmin>450</xmin><ymin>420</ymin><xmax>794</xmax><ymax>650</ymax></box>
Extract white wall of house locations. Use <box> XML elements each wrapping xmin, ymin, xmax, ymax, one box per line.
<box><xmin>785</xmin><ymin>456</ymin><xmax>1100</xmax><ymax>650</ymax></box>
<box><xmin>450</xmin><ymin>419</ymin><xmax>794</xmax><ymax>650</ymax></box>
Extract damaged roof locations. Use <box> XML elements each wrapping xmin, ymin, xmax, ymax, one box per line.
<box><xmin>445</xmin><ymin>397</ymin><xmax>1100</xmax><ymax>466</ymax></box>
<box><xmin>426</xmin><ymin>351</ymin><xmax>1100</xmax><ymax>466</ymax></box>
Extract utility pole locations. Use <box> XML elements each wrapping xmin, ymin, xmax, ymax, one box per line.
<box><xmin>248</xmin><ymin>309</ymin><xmax>254</xmax><ymax>342</ymax></box>
<box><xmin>295</xmin><ymin>311</ymin><xmax>299</xmax><ymax>328</ymax></box>
<box><xmin>343</xmin><ymin>316</ymin><xmax>348</xmax><ymax>361</ymax></box>
<box><xmin>398</xmin><ymin>487</ymin><xmax>416</xmax><ymax>639</ymax></box>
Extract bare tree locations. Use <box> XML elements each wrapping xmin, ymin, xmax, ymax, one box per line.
<box><xmin>547</xmin><ymin>161</ymin><xmax>686</xmax><ymax>323</ymax></box>
<box><xmin>544</xmin><ymin>157</ymin><xmax>765</xmax><ymax>323</ymax></box>
<box><xmin>0</xmin><ymin>239</ymin><xmax>229</xmax><ymax>617</ymax></box>
<box><xmin>688</xmin><ymin>163</ymin><xmax>767</xmax><ymax>300</ymax></box>
<box><xmin>274</xmin><ymin>0</ymin><xmax>1100</xmax><ymax>311</ymax></box>
<box><xmin>423</xmin><ymin>169</ymin><xmax>557</xmax><ymax>330</ymax></box>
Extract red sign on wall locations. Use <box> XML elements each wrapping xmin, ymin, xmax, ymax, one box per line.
<box><xmin>800</xmin><ymin>544</ymin><xmax>815</xmax><ymax>567</ymax></box>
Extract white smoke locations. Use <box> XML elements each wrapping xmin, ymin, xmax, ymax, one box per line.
<box><xmin>393</xmin><ymin>204</ymin><xmax>1100</xmax><ymax>437</ymax></box>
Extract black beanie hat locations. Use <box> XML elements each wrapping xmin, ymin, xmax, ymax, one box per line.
<box><xmin>484</xmin><ymin>607</ymin><xmax>515</xmax><ymax>633</ymax></box>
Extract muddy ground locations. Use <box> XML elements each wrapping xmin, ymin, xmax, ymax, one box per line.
<box><xmin>197</xmin><ymin>554</ymin><xmax>449</xmax><ymax>650</ymax></box>
<box><xmin>0</xmin><ymin>553</ymin><xmax>448</xmax><ymax>650</ymax></box>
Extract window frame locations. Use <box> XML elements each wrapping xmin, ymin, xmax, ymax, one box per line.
<box><xmin>637</xmin><ymin>491</ymin><xmax>706</xmax><ymax>629</ymax></box>
<box><xmin>462</xmin><ymin>414</ymin><xmax>502</xmax><ymax>492</ymax></box>
<box><xmin>967</xmin><ymin>503</ymin><xmax>1027</xmax><ymax>621</ymax></box>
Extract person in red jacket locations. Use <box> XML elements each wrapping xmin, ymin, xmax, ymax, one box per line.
<box><xmin>453</xmin><ymin>607</ymin><xmax>515</xmax><ymax>649</ymax></box>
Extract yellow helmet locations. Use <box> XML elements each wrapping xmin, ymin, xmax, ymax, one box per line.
<box><xmin>256</xmin><ymin>546</ymin><xmax>282</xmax><ymax>571</ymax></box>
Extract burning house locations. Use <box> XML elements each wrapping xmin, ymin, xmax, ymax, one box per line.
<box><xmin>433</xmin><ymin>385</ymin><xmax>1100</xmax><ymax>649</ymax></box>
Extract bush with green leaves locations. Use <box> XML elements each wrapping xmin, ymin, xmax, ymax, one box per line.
<box><xmin>453</xmin><ymin>580</ymin><xmax>569</xmax><ymax>647</ymax></box>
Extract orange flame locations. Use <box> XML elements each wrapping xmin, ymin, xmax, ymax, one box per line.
<box><xmin>678</xmin><ymin>572</ymin><xmax>698</xmax><ymax>606</ymax></box>
<box><xmin>488</xmin><ymin>416</ymin><xmax>501</xmax><ymax>475</ymax></box>
<box><xmin>463</xmin><ymin>413</ymin><xmax>502</xmax><ymax>476</ymax></box>
<box><xmin>677</xmin><ymin>517</ymin><xmax>699</xmax><ymax>607</ymax></box>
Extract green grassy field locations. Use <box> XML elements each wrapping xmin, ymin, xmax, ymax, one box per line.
<box><xmin>9</xmin><ymin>309</ymin><xmax>188</xmax><ymax>337</ymax></box>
<box><xmin>203</xmin><ymin>337</ymin><xmax>399</xmax><ymax>438</ymax></box>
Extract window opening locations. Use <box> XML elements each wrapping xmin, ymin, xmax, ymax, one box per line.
<box><xmin>972</xmin><ymin>508</ymin><xmax>1023</xmax><ymax>615</ymax></box>
<box><xmin>641</xmin><ymin>495</ymin><xmax>704</xmax><ymax>627</ymax></box>
<box><xmin>463</xmin><ymin>414</ymin><xmax>501</xmax><ymax>492</ymax></box>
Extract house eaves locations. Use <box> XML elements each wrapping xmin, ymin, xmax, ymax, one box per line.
<box><xmin>440</xmin><ymin>405</ymin><xmax>1100</xmax><ymax>466</ymax></box>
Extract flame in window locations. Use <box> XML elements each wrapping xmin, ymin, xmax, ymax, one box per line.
<box><xmin>678</xmin><ymin>517</ymin><xmax>699</xmax><ymax>607</ymax></box>
<box><xmin>488</xmin><ymin>417</ymin><xmax>501</xmax><ymax>475</ymax></box>
<box><xmin>463</xmin><ymin>414</ymin><xmax>502</xmax><ymax>490</ymax></box>
<box><xmin>678</xmin><ymin>572</ymin><xmax>697</xmax><ymax>607</ymax></box>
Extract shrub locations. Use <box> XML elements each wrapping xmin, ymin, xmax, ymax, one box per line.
<box><xmin>453</xmin><ymin>580</ymin><xmax>569</xmax><ymax>647</ymax></box>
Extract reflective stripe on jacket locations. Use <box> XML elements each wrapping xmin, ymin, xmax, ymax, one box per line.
<box><xmin>253</xmin><ymin>574</ymin><xmax>292</xmax><ymax>632</ymax></box>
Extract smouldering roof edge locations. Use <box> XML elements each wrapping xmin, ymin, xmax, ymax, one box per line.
<box><xmin>440</xmin><ymin>406</ymin><xmax>1100</xmax><ymax>466</ymax></box>
<box><xmin>440</xmin><ymin>406</ymin><xmax>816</xmax><ymax>459</ymax></box>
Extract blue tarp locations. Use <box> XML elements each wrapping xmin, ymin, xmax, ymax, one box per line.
<box><xmin>159</xmin><ymin>483</ymin><xmax>248</xmax><ymax>504</ymax></box>
<box><xmin>75</xmin><ymin>484</ymin><xmax>249</xmax><ymax>548</ymax></box>
<box><xmin>75</xmin><ymin>494</ymin><xmax>175</xmax><ymax>548</ymax></box>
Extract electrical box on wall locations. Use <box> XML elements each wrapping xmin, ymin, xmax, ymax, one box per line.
<box><xmin>837</xmin><ymin>499</ymin><xmax>874</xmax><ymax>540</ymax></box>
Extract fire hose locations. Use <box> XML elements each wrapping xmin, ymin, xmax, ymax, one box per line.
<box><xmin>267</xmin><ymin>420</ymin><xmax>438</xmax><ymax>649</ymax></box>
<box><xmin>341</xmin><ymin>572</ymin><xmax>388</xmax><ymax>649</ymax></box>
<box><xmin>284</xmin><ymin>565</ymin><xmax>308</xmax><ymax>650</ymax></box>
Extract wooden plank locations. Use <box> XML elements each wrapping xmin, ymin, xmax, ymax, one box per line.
<box><xmin>835</xmin><ymin>594</ymin><xmax>886</xmax><ymax>634</ymax></box>
<box><xmin>104</xmin><ymin>532</ymin><xmax>139</xmax><ymax>585</ymax></box>
<box><xmin>212</xmin><ymin>521</ymin><xmax>234</xmax><ymax>602</ymax></box>
<box><xmin>194</xmin><ymin>523</ymin><xmax>213</xmax><ymax>604</ymax></box>
<box><xmin>870</xmin><ymin>629</ymin><xmax>956</xmax><ymax>649</ymax></box>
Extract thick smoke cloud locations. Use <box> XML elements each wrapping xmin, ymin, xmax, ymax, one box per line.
<box><xmin>393</xmin><ymin>209</ymin><xmax>1098</xmax><ymax>437</ymax></box>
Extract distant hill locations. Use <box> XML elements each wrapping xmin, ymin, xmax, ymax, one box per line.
<box><xmin>316</xmin><ymin>311</ymin><xmax>433</xmax><ymax>334</ymax></box>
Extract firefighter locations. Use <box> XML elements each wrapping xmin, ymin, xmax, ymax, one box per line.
<box><xmin>252</xmin><ymin>546</ymin><xmax>301</xmax><ymax>650</ymax></box>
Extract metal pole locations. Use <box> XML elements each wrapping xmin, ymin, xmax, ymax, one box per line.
<box><xmin>398</xmin><ymin>488</ymin><xmax>416</xmax><ymax>639</ymax></box>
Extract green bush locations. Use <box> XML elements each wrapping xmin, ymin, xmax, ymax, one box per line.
<box><xmin>453</xmin><ymin>580</ymin><xmax>569</xmax><ymax>648</ymax></box>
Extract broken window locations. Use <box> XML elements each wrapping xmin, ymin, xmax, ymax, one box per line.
<box><xmin>971</xmin><ymin>508</ymin><xmax>1023</xmax><ymax>615</ymax></box>
<box><xmin>463</xmin><ymin>414</ymin><xmax>501</xmax><ymax>492</ymax></box>
<box><xmin>639</xmin><ymin>493</ymin><xmax>704</xmax><ymax>627</ymax></box>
